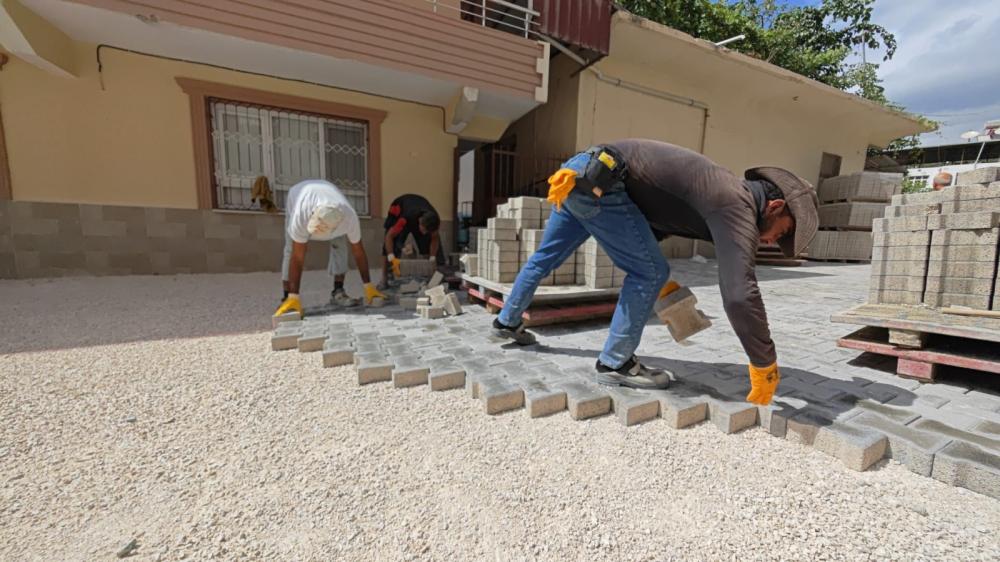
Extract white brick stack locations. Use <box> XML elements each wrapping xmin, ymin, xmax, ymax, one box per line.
<box><xmin>463</xmin><ymin>196</ymin><xmax>624</xmax><ymax>290</ymax></box>
<box><xmin>869</xmin><ymin>178</ymin><xmax>1000</xmax><ymax>311</ymax></box>
<box><xmin>808</xmin><ymin>171</ymin><xmax>903</xmax><ymax>261</ymax></box>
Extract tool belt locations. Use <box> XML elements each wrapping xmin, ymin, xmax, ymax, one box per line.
<box><xmin>577</xmin><ymin>144</ymin><xmax>628</xmax><ymax>198</ymax></box>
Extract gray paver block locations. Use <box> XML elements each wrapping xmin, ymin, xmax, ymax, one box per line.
<box><xmin>812</xmin><ymin>420</ymin><xmax>889</xmax><ymax>471</ymax></box>
<box><xmin>708</xmin><ymin>400</ymin><xmax>758</xmax><ymax>434</ymax></box>
<box><xmin>851</xmin><ymin>412</ymin><xmax>952</xmax><ymax>476</ymax></box>
<box><xmin>649</xmin><ymin>392</ymin><xmax>708</xmax><ymax>429</ymax></box>
<box><xmin>321</xmin><ymin>341</ymin><xmax>355</xmax><ymax>368</ymax></box>
<box><xmin>930</xmin><ymin>441</ymin><xmax>1000</xmax><ymax>500</ymax></box>
<box><xmin>522</xmin><ymin>379</ymin><xmax>568</xmax><ymax>418</ymax></box>
<box><xmin>357</xmin><ymin>357</ymin><xmax>393</xmax><ymax>385</ymax></box>
<box><xmin>270</xmin><ymin>326</ymin><xmax>302</xmax><ymax>351</ymax></box>
<box><xmin>560</xmin><ymin>381</ymin><xmax>611</xmax><ymax>420</ymax></box>
<box><xmin>392</xmin><ymin>355</ymin><xmax>430</xmax><ymax>388</ymax></box>
<box><xmin>297</xmin><ymin>328</ymin><xmax>327</xmax><ymax>352</ymax></box>
<box><xmin>908</xmin><ymin>418</ymin><xmax>1000</xmax><ymax>451</ymax></box>
<box><xmin>787</xmin><ymin>410</ymin><xmax>838</xmax><ymax>446</ymax></box>
<box><xmin>479</xmin><ymin>376</ymin><xmax>525</xmax><ymax>415</ymax></box>
<box><xmin>756</xmin><ymin>395</ymin><xmax>809</xmax><ymax>438</ymax></box>
<box><xmin>272</xmin><ymin>311</ymin><xmax>301</xmax><ymax>329</ymax></box>
<box><xmin>429</xmin><ymin>367</ymin><xmax>466</xmax><ymax>391</ymax></box>
<box><xmin>607</xmin><ymin>388</ymin><xmax>660</xmax><ymax>426</ymax></box>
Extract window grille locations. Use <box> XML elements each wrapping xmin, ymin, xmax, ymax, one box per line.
<box><xmin>209</xmin><ymin>99</ymin><xmax>370</xmax><ymax>215</ymax></box>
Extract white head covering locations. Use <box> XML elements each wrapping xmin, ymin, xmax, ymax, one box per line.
<box><xmin>307</xmin><ymin>205</ymin><xmax>345</xmax><ymax>236</ymax></box>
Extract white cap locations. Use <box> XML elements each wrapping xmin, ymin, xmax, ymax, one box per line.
<box><xmin>307</xmin><ymin>205</ymin><xmax>345</xmax><ymax>236</ymax></box>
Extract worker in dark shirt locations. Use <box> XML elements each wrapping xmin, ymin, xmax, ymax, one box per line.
<box><xmin>382</xmin><ymin>194</ymin><xmax>444</xmax><ymax>286</ymax></box>
<box><xmin>491</xmin><ymin>139</ymin><xmax>818</xmax><ymax>405</ymax></box>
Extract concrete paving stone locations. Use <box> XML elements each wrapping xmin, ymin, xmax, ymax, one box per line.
<box><xmin>321</xmin><ymin>340</ymin><xmax>355</xmax><ymax>368</ymax></box>
<box><xmin>908</xmin><ymin>419</ymin><xmax>1000</xmax><ymax>452</ymax></box>
<box><xmin>786</xmin><ymin>410</ymin><xmax>836</xmax><ymax>446</ymax></box>
<box><xmin>479</xmin><ymin>375</ymin><xmax>525</xmax><ymax>415</ymax></box>
<box><xmin>778</xmin><ymin>378</ymin><xmax>848</xmax><ymax>403</ymax></box>
<box><xmin>930</xmin><ymin>441</ymin><xmax>1000</xmax><ymax>500</ymax></box>
<box><xmin>429</xmin><ymin>366</ymin><xmax>466</xmax><ymax>391</ymax></box>
<box><xmin>756</xmin><ymin>395</ymin><xmax>810</xmax><ymax>438</ymax></box>
<box><xmin>557</xmin><ymin>381</ymin><xmax>612</xmax><ymax>420</ymax></box>
<box><xmin>270</xmin><ymin>326</ymin><xmax>302</xmax><ymax>351</ymax></box>
<box><xmin>353</xmin><ymin>351</ymin><xmax>388</xmax><ymax>367</ymax></box>
<box><xmin>707</xmin><ymin>399</ymin><xmax>758</xmax><ymax>434</ymax></box>
<box><xmin>521</xmin><ymin>378</ymin><xmax>568</xmax><ymax>418</ymax></box>
<box><xmin>606</xmin><ymin>387</ymin><xmax>661</xmax><ymax>426</ymax></box>
<box><xmin>378</xmin><ymin>334</ymin><xmax>407</xmax><ymax>345</ymax></box>
<box><xmin>817</xmin><ymin>379</ymin><xmax>900</xmax><ymax>403</ymax></box>
<box><xmin>646</xmin><ymin>391</ymin><xmax>709</xmax><ymax>429</ymax></box>
<box><xmin>357</xmin><ymin>356</ymin><xmax>393</xmax><ymax>385</ymax></box>
<box><xmin>383</xmin><ymin>343</ymin><xmax>413</xmax><ymax>357</ymax></box>
<box><xmin>272</xmin><ymin>311</ymin><xmax>301</xmax><ymax>329</ymax></box>
<box><xmin>812</xmin><ymin>419</ymin><xmax>889</xmax><ymax>471</ymax></box>
<box><xmin>850</xmin><ymin>412</ymin><xmax>952</xmax><ymax>476</ymax></box>
<box><xmin>297</xmin><ymin>328</ymin><xmax>327</xmax><ymax>353</ymax></box>
<box><xmin>391</xmin><ymin>354</ymin><xmax>430</xmax><ymax>388</ymax></box>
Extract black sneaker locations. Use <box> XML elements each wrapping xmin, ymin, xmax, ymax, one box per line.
<box><xmin>595</xmin><ymin>356</ymin><xmax>671</xmax><ymax>389</ymax></box>
<box><xmin>491</xmin><ymin>318</ymin><xmax>538</xmax><ymax>346</ymax></box>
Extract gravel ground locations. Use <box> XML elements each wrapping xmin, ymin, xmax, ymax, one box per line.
<box><xmin>2</xmin><ymin>271</ymin><xmax>999</xmax><ymax>561</ymax></box>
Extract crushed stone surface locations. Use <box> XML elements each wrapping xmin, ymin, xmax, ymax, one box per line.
<box><xmin>1</xmin><ymin>269</ymin><xmax>999</xmax><ymax>561</ymax></box>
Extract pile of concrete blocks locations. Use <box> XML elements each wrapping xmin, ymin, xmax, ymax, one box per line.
<box><xmin>398</xmin><ymin>258</ymin><xmax>435</xmax><ymax>278</ymax></box>
<box><xmin>418</xmin><ymin>284</ymin><xmax>464</xmax><ymax>318</ymax></box>
<box><xmin>870</xmin><ymin>171</ymin><xmax>1000</xmax><ymax>310</ymax></box>
<box><xmin>468</xmin><ymin>196</ymin><xmax>625</xmax><ymax>290</ymax></box>
<box><xmin>808</xmin><ymin>172</ymin><xmax>903</xmax><ymax>261</ymax></box>
<box><xmin>479</xmin><ymin>217</ymin><xmax>519</xmax><ymax>282</ymax></box>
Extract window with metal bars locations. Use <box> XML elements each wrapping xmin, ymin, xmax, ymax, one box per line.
<box><xmin>209</xmin><ymin>99</ymin><xmax>370</xmax><ymax>215</ymax></box>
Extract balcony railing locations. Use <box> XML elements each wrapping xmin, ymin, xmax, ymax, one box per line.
<box><xmin>425</xmin><ymin>0</ymin><xmax>540</xmax><ymax>38</ymax></box>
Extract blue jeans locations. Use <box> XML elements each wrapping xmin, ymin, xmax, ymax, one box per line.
<box><xmin>498</xmin><ymin>186</ymin><xmax>670</xmax><ymax>369</ymax></box>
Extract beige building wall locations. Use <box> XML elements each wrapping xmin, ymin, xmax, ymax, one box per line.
<box><xmin>575</xmin><ymin>57</ymin><xmax>870</xmax><ymax>187</ymax></box>
<box><xmin>0</xmin><ymin>42</ymin><xmax>457</xmax><ymax>218</ymax></box>
<box><xmin>503</xmin><ymin>55</ymin><xmax>581</xmax><ymax>161</ymax></box>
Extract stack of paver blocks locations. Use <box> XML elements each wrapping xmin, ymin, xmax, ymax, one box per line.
<box><xmin>469</xmin><ymin>196</ymin><xmax>624</xmax><ymax>290</ymax></box>
<box><xmin>808</xmin><ymin>172</ymin><xmax>902</xmax><ymax>261</ymax></box>
<box><xmin>870</xmin><ymin>167</ymin><xmax>1000</xmax><ymax>310</ymax></box>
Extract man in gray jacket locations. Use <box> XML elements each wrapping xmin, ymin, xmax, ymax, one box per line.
<box><xmin>492</xmin><ymin>139</ymin><xmax>819</xmax><ymax>405</ymax></box>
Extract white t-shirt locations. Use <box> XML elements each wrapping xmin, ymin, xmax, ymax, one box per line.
<box><xmin>285</xmin><ymin>180</ymin><xmax>362</xmax><ymax>244</ymax></box>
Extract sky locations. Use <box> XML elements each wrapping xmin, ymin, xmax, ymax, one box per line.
<box><xmin>780</xmin><ymin>0</ymin><xmax>1000</xmax><ymax>147</ymax></box>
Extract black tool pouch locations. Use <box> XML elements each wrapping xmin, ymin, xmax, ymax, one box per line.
<box><xmin>581</xmin><ymin>145</ymin><xmax>628</xmax><ymax>196</ymax></box>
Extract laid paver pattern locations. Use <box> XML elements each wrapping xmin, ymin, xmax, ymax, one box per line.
<box><xmin>273</xmin><ymin>261</ymin><xmax>1000</xmax><ymax>499</ymax></box>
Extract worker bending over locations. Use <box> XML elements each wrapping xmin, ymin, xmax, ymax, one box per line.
<box><xmin>382</xmin><ymin>194</ymin><xmax>444</xmax><ymax>285</ymax></box>
<box><xmin>275</xmin><ymin>179</ymin><xmax>385</xmax><ymax>317</ymax></box>
<box><xmin>492</xmin><ymin>139</ymin><xmax>818</xmax><ymax>406</ymax></box>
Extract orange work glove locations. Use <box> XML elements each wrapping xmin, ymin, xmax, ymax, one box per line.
<box><xmin>658</xmin><ymin>280</ymin><xmax>681</xmax><ymax>300</ymax></box>
<box><xmin>746</xmin><ymin>362</ymin><xmax>780</xmax><ymax>405</ymax></box>
<box><xmin>546</xmin><ymin>168</ymin><xmax>577</xmax><ymax>212</ymax></box>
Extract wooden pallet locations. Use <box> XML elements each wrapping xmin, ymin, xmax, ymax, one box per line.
<box><xmin>755</xmin><ymin>245</ymin><xmax>807</xmax><ymax>267</ymax></box>
<box><xmin>837</xmin><ymin>326</ymin><xmax>1000</xmax><ymax>381</ymax></box>
<box><xmin>833</xmin><ymin>303</ymin><xmax>1000</xmax><ymax>381</ymax></box>
<box><xmin>464</xmin><ymin>284</ymin><xmax>617</xmax><ymax>327</ymax></box>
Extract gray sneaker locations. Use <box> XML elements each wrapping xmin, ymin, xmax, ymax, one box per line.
<box><xmin>595</xmin><ymin>357</ymin><xmax>671</xmax><ymax>390</ymax></box>
<box><xmin>330</xmin><ymin>289</ymin><xmax>360</xmax><ymax>308</ymax></box>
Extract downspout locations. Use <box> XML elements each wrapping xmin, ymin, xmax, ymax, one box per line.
<box><xmin>539</xmin><ymin>34</ymin><xmax>711</xmax><ymax>154</ymax></box>
<box><xmin>539</xmin><ymin>35</ymin><xmax>712</xmax><ymax>256</ymax></box>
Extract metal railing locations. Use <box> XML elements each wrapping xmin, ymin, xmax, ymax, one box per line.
<box><xmin>425</xmin><ymin>0</ymin><xmax>539</xmax><ymax>38</ymax></box>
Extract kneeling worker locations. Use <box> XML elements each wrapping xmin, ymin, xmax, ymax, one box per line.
<box><xmin>382</xmin><ymin>194</ymin><xmax>444</xmax><ymax>285</ymax></box>
<box><xmin>491</xmin><ymin>139</ymin><xmax>818</xmax><ymax>406</ymax></box>
<box><xmin>275</xmin><ymin>179</ymin><xmax>386</xmax><ymax>317</ymax></box>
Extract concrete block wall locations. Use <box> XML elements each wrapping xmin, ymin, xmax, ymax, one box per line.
<box><xmin>868</xmin><ymin>180</ymin><xmax>1000</xmax><ymax>310</ymax></box>
<box><xmin>0</xmin><ymin>200</ymin><xmax>439</xmax><ymax>279</ymax></box>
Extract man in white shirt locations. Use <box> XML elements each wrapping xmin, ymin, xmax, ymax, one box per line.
<box><xmin>275</xmin><ymin>180</ymin><xmax>386</xmax><ymax>317</ymax></box>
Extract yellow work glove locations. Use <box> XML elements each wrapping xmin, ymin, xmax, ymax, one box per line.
<box><xmin>388</xmin><ymin>253</ymin><xmax>402</xmax><ymax>278</ymax></box>
<box><xmin>546</xmin><ymin>168</ymin><xmax>577</xmax><ymax>212</ymax></box>
<box><xmin>274</xmin><ymin>293</ymin><xmax>302</xmax><ymax>317</ymax></box>
<box><xmin>363</xmin><ymin>283</ymin><xmax>386</xmax><ymax>304</ymax></box>
<box><xmin>747</xmin><ymin>362</ymin><xmax>781</xmax><ymax>406</ymax></box>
